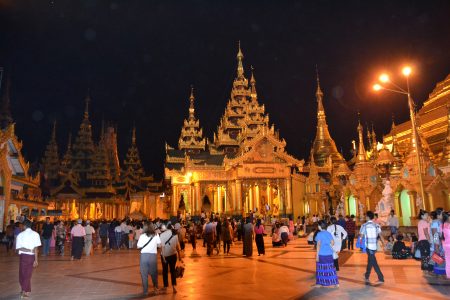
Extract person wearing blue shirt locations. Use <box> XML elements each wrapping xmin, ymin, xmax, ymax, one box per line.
<box><xmin>313</xmin><ymin>220</ymin><xmax>339</xmax><ymax>288</ymax></box>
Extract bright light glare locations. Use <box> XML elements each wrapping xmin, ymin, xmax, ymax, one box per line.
<box><xmin>402</xmin><ymin>66</ymin><xmax>412</xmax><ymax>76</ymax></box>
<box><xmin>373</xmin><ymin>84</ymin><xmax>382</xmax><ymax>91</ymax></box>
<box><xmin>379</xmin><ymin>74</ymin><xmax>389</xmax><ymax>83</ymax></box>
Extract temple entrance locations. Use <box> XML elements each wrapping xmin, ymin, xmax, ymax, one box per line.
<box><xmin>242</xmin><ymin>180</ymin><xmax>282</xmax><ymax>216</ymax></box>
<box><xmin>348</xmin><ymin>195</ymin><xmax>357</xmax><ymax>216</ymax></box>
<box><xmin>400</xmin><ymin>190</ymin><xmax>412</xmax><ymax>226</ymax></box>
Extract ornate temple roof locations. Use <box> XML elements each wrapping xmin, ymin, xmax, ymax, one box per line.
<box><xmin>178</xmin><ymin>87</ymin><xmax>206</xmax><ymax>152</ymax></box>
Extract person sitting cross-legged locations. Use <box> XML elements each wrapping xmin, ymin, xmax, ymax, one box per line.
<box><xmin>392</xmin><ymin>234</ymin><xmax>411</xmax><ymax>259</ymax></box>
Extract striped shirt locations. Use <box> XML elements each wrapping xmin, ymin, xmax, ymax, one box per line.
<box><xmin>360</xmin><ymin>221</ymin><xmax>381</xmax><ymax>251</ymax></box>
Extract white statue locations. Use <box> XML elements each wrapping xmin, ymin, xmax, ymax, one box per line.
<box><xmin>358</xmin><ymin>201</ymin><xmax>365</xmax><ymax>222</ymax></box>
<box><xmin>416</xmin><ymin>194</ymin><xmax>423</xmax><ymax>210</ymax></box>
<box><xmin>375</xmin><ymin>179</ymin><xmax>394</xmax><ymax>225</ymax></box>
<box><xmin>335</xmin><ymin>193</ymin><xmax>346</xmax><ymax>217</ymax></box>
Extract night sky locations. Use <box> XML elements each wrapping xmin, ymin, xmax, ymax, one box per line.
<box><xmin>0</xmin><ymin>0</ymin><xmax>449</xmax><ymax>179</ymax></box>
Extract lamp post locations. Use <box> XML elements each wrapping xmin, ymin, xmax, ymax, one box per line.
<box><xmin>372</xmin><ymin>67</ymin><xmax>426</xmax><ymax>209</ymax></box>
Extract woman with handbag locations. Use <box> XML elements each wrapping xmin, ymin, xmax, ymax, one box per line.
<box><xmin>160</xmin><ymin>224</ymin><xmax>183</xmax><ymax>294</ymax></box>
<box><xmin>416</xmin><ymin>210</ymin><xmax>432</xmax><ymax>271</ymax></box>
<box><xmin>430</xmin><ymin>208</ymin><xmax>446</xmax><ymax>277</ymax></box>
<box><xmin>137</xmin><ymin>222</ymin><xmax>161</xmax><ymax>296</ymax></box>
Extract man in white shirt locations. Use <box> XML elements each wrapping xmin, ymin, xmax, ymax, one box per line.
<box><xmin>387</xmin><ymin>210</ymin><xmax>399</xmax><ymax>235</ymax></box>
<box><xmin>16</xmin><ymin>220</ymin><xmax>41</xmax><ymax>298</ymax></box>
<box><xmin>84</xmin><ymin>220</ymin><xmax>95</xmax><ymax>256</ymax></box>
<box><xmin>327</xmin><ymin>217</ymin><xmax>348</xmax><ymax>271</ymax></box>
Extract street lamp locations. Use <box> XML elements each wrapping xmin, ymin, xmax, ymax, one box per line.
<box><xmin>372</xmin><ymin>66</ymin><xmax>426</xmax><ymax>209</ymax></box>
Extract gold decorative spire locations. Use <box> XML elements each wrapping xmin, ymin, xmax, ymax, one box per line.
<box><xmin>178</xmin><ymin>86</ymin><xmax>206</xmax><ymax>152</ymax></box>
<box><xmin>51</xmin><ymin>120</ymin><xmax>57</xmax><ymax>141</ymax></box>
<box><xmin>67</xmin><ymin>132</ymin><xmax>72</xmax><ymax>151</ymax></box>
<box><xmin>356</xmin><ymin>115</ymin><xmax>367</xmax><ymax>163</ymax></box>
<box><xmin>237</xmin><ymin>40</ymin><xmax>244</xmax><ymax>79</ymax></box>
<box><xmin>311</xmin><ymin>68</ymin><xmax>341</xmax><ymax>167</ymax></box>
<box><xmin>315</xmin><ymin>65</ymin><xmax>324</xmax><ymax>112</ymax></box>
<box><xmin>371</xmin><ymin>124</ymin><xmax>378</xmax><ymax>152</ymax></box>
<box><xmin>189</xmin><ymin>85</ymin><xmax>195</xmax><ymax>120</ymax></box>
<box><xmin>84</xmin><ymin>89</ymin><xmax>90</xmax><ymax>119</ymax></box>
<box><xmin>132</xmin><ymin>125</ymin><xmax>136</xmax><ymax>145</ymax></box>
<box><xmin>250</xmin><ymin>66</ymin><xmax>257</xmax><ymax>99</ymax></box>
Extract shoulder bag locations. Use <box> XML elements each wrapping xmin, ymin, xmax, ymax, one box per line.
<box><xmin>140</xmin><ymin>235</ymin><xmax>154</xmax><ymax>251</ymax></box>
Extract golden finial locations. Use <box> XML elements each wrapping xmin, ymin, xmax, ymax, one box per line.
<box><xmin>190</xmin><ymin>85</ymin><xmax>195</xmax><ymax>103</ymax></box>
<box><xmin>52</xmin><ymin>120</ymin><xmax>57</xmax><ymax>141</ymax></box>
<box><xmin>189</xmin><ymin>85</ymin><xmax>195</xmax><ymax>118</ymax></box>
<box><xmin>237</xmin><ymin>40</ymin><xmax>244</xmax><ymax>78</ymax></box>
<box><xmin>315</xmin><ymin>64</ymin><xmax>323</xmax><ymax>98</ymax></box>
<box><xmin>84</xmin><ymin>88</ymin><xmax>90</xmax><ymax>119</ymax></box>
<box><xmin>67</xmin><ymin>132</ymin><xmax>72</xmax><ymax>150</ymax></box>
<box><xmin>250</xmin><ymin>65</ymin><xmax>256</xmax><ymax>85</ymax></box>
<box><xmin>132</xmin><ymin>125</ymin><xmax>136</xmax><ymax>144</ymax></box>
<box><xmin>356</xmin><ymin>112</ymin><xmax>366</xmax><ymax>163</ymax></box>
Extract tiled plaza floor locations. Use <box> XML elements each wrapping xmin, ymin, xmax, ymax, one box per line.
<box><xmin>0</xmin><ymin>237</ymin><xmax>449</xmax><ymax>300</ymax></box>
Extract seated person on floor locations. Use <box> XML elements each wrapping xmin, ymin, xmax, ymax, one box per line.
<box><xmin>272</xmin><ymin>228</ymin><xmax>283</xmax><ymax>247</ymax></box>
<box><xmin>392</xmin><ymin>234</ymin><xmax>411</xmax><ymax>259</ymax></box>
<box><xmin>279</xmin><ymin>223</ymin><xmax>290</xmax><ymax>246</ymax></box>
<box><xmin>384</xmin><ymin>235</ymin><xmax>394</xmax><ymax>253</ymax></box>
<box><xmin>307</xmin><ymin>231</ymin><xmax>315</xmax><ymax>245</ymax></box>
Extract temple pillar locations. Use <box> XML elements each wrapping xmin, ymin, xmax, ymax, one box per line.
<box><xmin>194</xmin><ymin>182</ymin><xmax>200</xmax><ymax>215</ymax></box>
<box><xmin>286</xmin><ymin>177</ymin><xmax>292</xmax><ymax>214</ymax></box>
<box><xmin>236</xmin><ymin>180</ymin><xmax>242</xmax><ymax>214</ymax></box>
<box><xmin>249</xmin><ymin>185</ymin><xmax>253</xmax><ymax>212</ymax></box>
<box><xmin>407</xmin><ymin>191</ymin><xmax>417</xmax><ymax>219</ymax></box>
<box><xmin>255</xmin><ymin>184</ymin><xmax>260</xmax><ymax>211</ymax></box>
<box><xmin>277</xmin><ymin>184</ymin><xmax>283</xmax><ymax>214</ymax></box>
<box><xmin>231</xmin><ymin>182</ymin><xmax>236</xmax><ymax>214</ymax></box>
<box><xmin>267</xmin><ymin>180</ymin><xmax>272</xmax><ymax>208</ymax></box>
<box><xmin>217</xmin><ymin>186</ymin><xmax>221</xmax><ymax>214</ymax></box>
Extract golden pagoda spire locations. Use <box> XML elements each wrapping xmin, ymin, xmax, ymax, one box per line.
<box><xmin>51</xmin><ymin>120</ymin><xmax>57</xmax><ymax>141</ymax></box>
<box><xmin>132</xmin><ymin>125</ymin><xmax>136</xmax><ymax>145</ymax></box>
<box><xmin>250</xmin><ymin>65</ymin><xmax>257</xmax><ymax>99</ymax></box>
<box><xmin>356</xmin><ymin>115</ymin><xmax>367</xmax><ymax>163</ymax></box>
<box><xmin>315</xmin><ymin>65</ymin><xmax>324</xmax><ymax>114</ymax></box>
<box><xmin>311</xmin><ymin>67</ymin><xmax>342</xmax><ymax>166</ymax></box>
<box><xmin>236</xmin><ymin>40</ymin><xmax>244</xmax><ymax>79</ymax></box>
<box><xmin>371</xmin><ymin>124</ymin><xmax>378</xmax><ymax>150</ymax></box>
<box><xmin>189</xmin><ymin>85</ymin><xmax>195</xmax><ymax>120</ymax></box>
<box><xmin>67</xmin><ymin>132</ymin><xmax>72</xmax><ymax>151</ymax></box>
<box><xmin>84</xmin><ymin>89</ymin><xmax>90</xmax><ymax>119</ymax></box>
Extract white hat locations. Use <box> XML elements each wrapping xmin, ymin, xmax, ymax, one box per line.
<box><xmin>160</xmin><ymin>224</ymin><xmax>167</xmax><ymax>231</ymax></box>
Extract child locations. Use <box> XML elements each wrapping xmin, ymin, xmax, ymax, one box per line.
<box><xmin>384</xmin><ymin>235</ymin><xmax>394</xmax><ymax>253</ymax></box>
<box><xmin>392</xmin><ymin>234</ymin><xmax>411</xmax><ymax>259</ymax></box>
<box><xmin>128</xmin><ymin>230</ymin><xmax>134</xmax><ymax>249</ymax></box>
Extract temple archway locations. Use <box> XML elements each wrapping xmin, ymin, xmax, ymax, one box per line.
<box><xmin>400</xmin><ymin>190</ymin><xmax>412</xmax><ymax>226</ymax></box>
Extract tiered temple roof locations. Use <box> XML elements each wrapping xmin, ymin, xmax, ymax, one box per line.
<box><xmin>42</xmin><ymin>121</ymin><xmax>60</xmax><ymax>184</ymax></box>
<box><xmin>41</xmin><ymin>93</ymin><xmax>154</xmax><ymax>200</ymax></box>
<box><xmin>213</xmin><ymin>42</ymin><xmax>269</xmax><ymax>156</ymax></box>
<box><xmin>178</xmin><ymin>87</ymin><xmax>206</xmax><ymax>153</ymax></box>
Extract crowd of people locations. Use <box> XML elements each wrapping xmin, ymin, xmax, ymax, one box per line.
<box><xmin>2</xmin><ymin>207</ymin><xmax>450</xmax><ymax>297</ymax></box>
